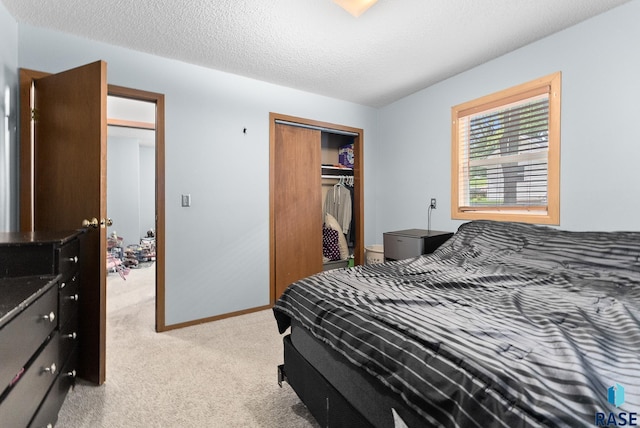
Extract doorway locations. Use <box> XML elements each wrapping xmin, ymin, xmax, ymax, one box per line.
<box><xmin>105</xmin><ymin>85</ymin><xmax>166</xmax><ymax>333</ymax></box>
<box><xmin>18</xmin><ymin>67</ymin><xmax>166</xmax><ymax>384</ymax></box>
<box><xmin>106</xmin><ymin>94</ymin><xmax>158</xmax><ymax>324</ymax></box>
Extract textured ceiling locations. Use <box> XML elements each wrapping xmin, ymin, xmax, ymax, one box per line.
<box><xmin>1</xmin><ymin>0</ymin><xmax>632</xmax><ymax>107</ymax></box>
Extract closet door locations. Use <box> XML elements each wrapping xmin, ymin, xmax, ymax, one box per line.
<box><xmin>273</xmin><ymin>123</ymin><xmax>323</xmax><ymax>299</ymax></box>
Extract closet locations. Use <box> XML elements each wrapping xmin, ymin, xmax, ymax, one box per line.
<box><xmin>270</xmin><ymin>113</ymin><xmax>364</xmax><ymax>301</ymax></box>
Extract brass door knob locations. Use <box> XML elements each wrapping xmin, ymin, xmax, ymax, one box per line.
<box><xmin>82</xmin><ymin>218</ymin><xmax>113</xmax><ymax>228</ymax></box>
<box><xmin>82</xmin><ymin>218</ymin><xmax>99</xmax><ymax>228</ymax></box>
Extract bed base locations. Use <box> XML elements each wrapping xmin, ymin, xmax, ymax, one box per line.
<box><xmin>279</xmin><ymin>334</ymin><xmax>374</xmax><ymax>428</ymax></box>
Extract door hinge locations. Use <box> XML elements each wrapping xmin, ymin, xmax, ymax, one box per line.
<box><xmin>31</xmin><ymin>108</ymin><xmax>39</xmax><ymax>122</ymax></box>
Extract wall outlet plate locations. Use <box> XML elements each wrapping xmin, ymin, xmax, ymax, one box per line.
<box><xmin>182</xmin><ymin>194</ymin><xmax>191</xmax><ymax>207</ymax></box>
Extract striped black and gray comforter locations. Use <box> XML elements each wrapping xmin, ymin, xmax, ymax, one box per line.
<box><xmin>273</xmin><ymin>220</ymin><xmax>640</xmax><ymax>427</ymax></box>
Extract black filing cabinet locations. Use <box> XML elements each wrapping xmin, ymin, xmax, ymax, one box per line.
<box><xmin>383</xmin><ymin>229</ymin><xmax>453</xmax><ymax>261</ymax></box>
<box><xmin>0</xmin><ymin>230</ymin><xmax>84</xmax><ymax>427</ymax></box>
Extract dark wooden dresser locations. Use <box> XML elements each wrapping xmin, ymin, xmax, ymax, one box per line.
<box><xmin>0</xmin><ymin>230</ymin><xmax>84</xmax><ymax>428</ymax></box>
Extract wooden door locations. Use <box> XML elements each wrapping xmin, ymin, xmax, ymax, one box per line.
<box><xmin>273</xmin><ymin>123</ymin><xmax>323</xmax><ymax>299</ymax></box>
<box><xmin>33</xmin><ymin>61</ymin><xmax>107</xmax><ymax>385</ymax></box>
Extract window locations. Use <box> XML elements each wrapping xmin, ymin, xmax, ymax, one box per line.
<box><xmin>451</xmin><ymin>72</ymin><xmax>561</xmax><ymax>225</ymax></box>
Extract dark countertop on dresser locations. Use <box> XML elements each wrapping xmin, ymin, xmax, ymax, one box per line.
<box><xmin>0</xmin><ymin>275</ymin><xmax>59</xmax><ymax>329</ymax></box>
<box><xmin>0</xmin><ymin>230</ymin><xmax>83</xmax><ymax>246</ymax></box>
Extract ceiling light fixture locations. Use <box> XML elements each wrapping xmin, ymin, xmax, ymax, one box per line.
<box><xmin>333</xmin><ymin>0</ymin><xmax>378</xmax><ymax>17</ymax></box>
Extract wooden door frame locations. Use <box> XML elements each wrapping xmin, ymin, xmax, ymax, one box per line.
<box><xmin>107</xmin><ymin>84</ymin><xmax>166</xmax><ymax>332</ymax></box>
<box><xmin>19</xmin><ymin>69</ymin><xmax>167</xmax><ymax>334</ymax></box>
<box><xmin>269</xmin><ymin>112</ymin><xmax>364</xmax><ymax>304</ymax></box>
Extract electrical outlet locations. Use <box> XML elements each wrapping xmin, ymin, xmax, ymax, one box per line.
<box><xmin>430</xmin><ymin>198</ymin><xmax>437</xmax><ymax>209</ymax></box>
<box><xmin>181</xmin><ymin>194</ymin><xmax>191</xmax><ymax>207</ymax></box>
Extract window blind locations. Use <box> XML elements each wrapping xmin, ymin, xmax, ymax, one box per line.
<box><xmin>457</xmin><ymin>93</ymin><xmax>550</xmax><ymax>212</ymax></box>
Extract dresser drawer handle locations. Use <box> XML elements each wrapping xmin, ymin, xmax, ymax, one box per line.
<box><xmin>64</xmin><ymin>332</ymin><xmax>78</xmax><ymax>340</ymax></box>
<box><xmin>66</xmin><ymin>369</ymin><xmax>77</xmax><ymax>378</ymax></box>
<box><xmin>43</xmin><ymin>363</ymin><xmax>57</xmax><ymax>375</ymax></box>
<box><xmin>68</xmin><ymin>294</ymin><xmax>79</xmax><ymax>301</ymax></box>
<box><xmin>60</xmin><ymin>281</ymin><xmax>66</xmax><ymax>289</ymax></box>
<box><xmin>43</xmin><ymin>311</ymin><xmax>56</xmax><ymax>323</ymax></box>
<box><xmin>68</xmin><ymin>256</ymin><xmax>78</xmax><ymax>263</ymax></box>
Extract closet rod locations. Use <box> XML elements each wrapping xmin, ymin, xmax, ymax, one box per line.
<box><xmin>275</xmin><ymin>119</ymin><xmax>359</xmax><ymax>137</ymax></box>
<box><xmin>322</xmin><ymin>175</ymin><xmax>350</xmax><ymax>179</ymax></box>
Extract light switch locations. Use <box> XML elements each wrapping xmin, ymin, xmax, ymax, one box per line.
<box><xmin>181</xmin><ymin>194</ymin><xmax>191</xmax><ymax>207</ymax></box>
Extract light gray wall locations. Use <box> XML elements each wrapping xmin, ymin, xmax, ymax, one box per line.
<box><xmin>107</xmin><ymin>137</ymin><xmax>141</xmax><ymax>249</ymax></box>
<box><xmin>139</xmin><ymin>145</ymin><xmax>155</xmax><ymax>238</ymax></box>
<box><xmin>374</xmin><ymin>0</ymin><xmax>640</xmax><ymax>240</ymax></box>
<box><xmin>16</xmin><ymin>24</ymin><xmax>378</xmax><ymax>325</ymax></box>
<box><xmin>0</xmin><ymin>1</ymin><xmax>18</xmax><ymax>232</ymax></box>
<box><xmin>107</xmin><ymin>138</ymin><xmax>155</xmax><ymax>249</ymax></box>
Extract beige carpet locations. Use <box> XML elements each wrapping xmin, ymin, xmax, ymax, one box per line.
<box><xmin>56</xmin><ymin>265</ymin><xmax>319</xmax><ymax>428</ymax></box>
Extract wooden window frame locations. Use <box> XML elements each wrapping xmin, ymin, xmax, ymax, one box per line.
<box><xmin>451</xmin><ymin>72</ymin><xmax>561</xmax><ymax>225</ymax></box>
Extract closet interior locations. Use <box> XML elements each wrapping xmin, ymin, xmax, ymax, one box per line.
<box><xmin>321</xmin><ymin>132</ymin><xmax>355</xmax><ymax>271</ymax></box>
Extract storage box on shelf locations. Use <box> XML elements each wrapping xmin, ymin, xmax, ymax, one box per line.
<box><xmin>338</xmin><ymin>143</ymin><xmax>354</xmax><ymax>168</ymax></box>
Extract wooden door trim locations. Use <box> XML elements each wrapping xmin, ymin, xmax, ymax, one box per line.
<box><xmin>107</xmin><ymin>84</ymin><xmax>167</xmax><ymax>333</ymax></box>
<box><xmin>107</xmin><ymin>118</ymin><xmax>155</xmax><ymax>130</ymax></box>
<box><xmin>269</xmin><ymin>112</ymin><xmax>364</xmax><ymax>304</ymax></box>
<box><xmin>19</xmin><ymin>69</ymin><xmax>49</xmax><ymax>232</ymax></box>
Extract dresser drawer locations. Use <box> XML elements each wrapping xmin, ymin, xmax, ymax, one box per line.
<box><xmin>59</xmin><ymin>314</ymin><xmax>79</xmax><ymax>365</ymax></box>
<box><xmin>29</xmin><ymin>346</ymin><xmax>78</xmax><ymax>428</ymax></box>
<box><xmin>58</xmin><ymin>274</ymin><xmax>79</xmax><ymax>329</ymax></box>
<box><xmin>0</xmin><ymin>284</ymin><xmax>58</xmax><ymax>392</ymax></box>
<box><xmin>0</xmin><ymin>333</ymin><xmax>60</xmax><ymax>428</ymax></box>
<box><xmin>57</xmin><ymin>239</ymin><xmax>80</xmax><ymax>280</ymax></box>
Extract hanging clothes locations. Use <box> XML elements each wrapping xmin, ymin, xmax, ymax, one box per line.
<box><xmin>323</xmin><ymin>182</ymin><xmax>352</xmax><ymax>235</ymax></box>
<box><xmin>345</xmin><ymin>182</ymin><xmax>355</xmax><ymax>246</ymax></box>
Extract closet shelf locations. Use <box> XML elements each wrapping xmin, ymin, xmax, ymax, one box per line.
<box><xmin>321</xmin><ymin>165</ymin><xmax>353</xmax><ymax>171</ymax></box>
<box><xmin>321</xmin><ymin>165</ymin><xmax>353</xmax><ymax>179</ymax></box>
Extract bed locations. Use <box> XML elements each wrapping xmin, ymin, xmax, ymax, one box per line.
<box><xmin>273</xmin><ymin>220</ymin><xmax>640</xmax><ymax>427</ymax></box>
